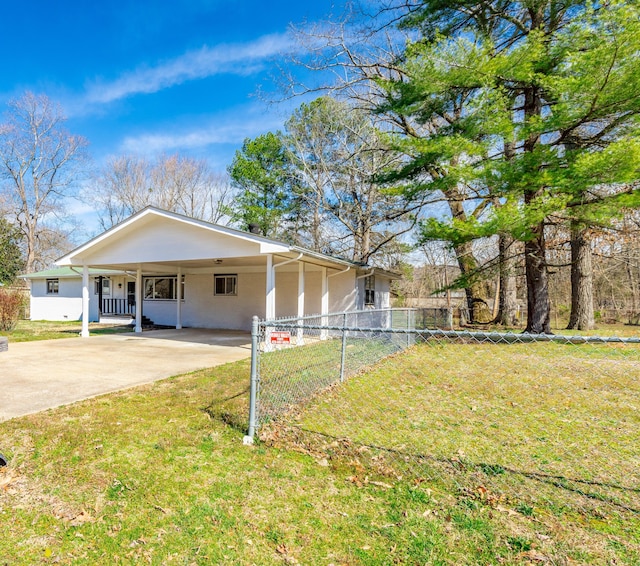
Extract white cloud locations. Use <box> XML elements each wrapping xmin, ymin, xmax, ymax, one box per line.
<box><xmin>118</xmin><ymin>110</ymin><xmax>286</xmax><ymax>155</ymax></box>
<box><xmin>84</xmin><ymin>33</ymin><xmax>292</xmax><ymax>104</ymax></box>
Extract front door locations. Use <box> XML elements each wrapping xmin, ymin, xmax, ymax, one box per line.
<box><xmin>127</xmin><ymin>282</ymin><xmax>136</xmax><ymax>314</ymax></box>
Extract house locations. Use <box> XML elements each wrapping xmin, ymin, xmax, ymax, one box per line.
<box><xmin>24</xmin><ymin>207</ymin><xmax>398</xmax><ymax>336</ymax></box>
<box><xmin>21</xmin><ymin>267</ymin><xmax>129</xmax><ymax>322</ymax></box>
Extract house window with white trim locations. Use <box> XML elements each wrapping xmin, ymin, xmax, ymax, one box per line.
<box><xmin>364</xmin><ymin>275</ymin><xmax>375</xmax><ymax>306</ymax></box>
<box><xmin>214</xmin><ymin>274</ymin><xmax>237</xmax><ymax>296</ymax></box>
<box><xmin>46</xmin><ymin>278</ymin><xmax>59</xmax><ymax>295</ymax></box>
<box><xmin>94</xmin><ymin>278</ymin><xmax>111</xmax><ymax>296</ymax></box>
<box><xmin>144</xmin><ymin>276</ymin><xmax>183</xmax><ymax>300</ymax></box>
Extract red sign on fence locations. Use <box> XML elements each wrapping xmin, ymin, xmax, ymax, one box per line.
<box><xmin>270</xmin><ymin>331</ymin><xmax>291</xmax><ymax>345</ymax></box>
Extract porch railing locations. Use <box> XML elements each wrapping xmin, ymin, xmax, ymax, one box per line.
<box><xmin>101</xmin><ymin>298</ymin><xmax>135</xmax><ymax>316</ymax></box>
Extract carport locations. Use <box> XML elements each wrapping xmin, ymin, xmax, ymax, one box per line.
<box><xmin>0</xmin><ymin>329</ymin><xmax>251</xmax><ymax>421</ymax></box>
<box><xmin>54</xmin><ymin>207</ymin><xmax>377</xmax><ymax>337</ymax></box>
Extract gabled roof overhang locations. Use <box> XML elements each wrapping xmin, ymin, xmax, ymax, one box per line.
<box><xmin>55</xmin><ymin>207</ymin><xmax>366</xmax><ymax>275</ymax></box>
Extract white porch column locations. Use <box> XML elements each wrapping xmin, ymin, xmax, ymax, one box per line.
<box><xmin>297</xmin><ymin>261</ymin><xmax>305</xmax><ymax>344</ymax></box>
<box><xmin>321</xmin><ymin>266</ymin><xmax>328</xmax><ymax>340</ymax></box>
<box><xmin>265</xmin><ymin>254</ymin><xmax>275</xmax><ymax>320</ymax></box>
<box><xmin>135</xmin><ymin>268</ymin><xmax>142</xmax><ymax>333</ymax></box>
<box><xmin>81</xmin><ymin>264</ymin><xmax>90</xmax><ymax>338</ymax></box>
<box><xmin>176</xmin><ymin>268</ymin><xmax>182</xmax><ymax>330</ymax></box>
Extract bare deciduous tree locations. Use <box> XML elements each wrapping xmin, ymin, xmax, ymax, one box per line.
<box><xmin>0</xmin><ymin>92</ymin><xmax>88</xmax><ymax>272</ymax></box>
<box><xmin>88</xmin><ymin>154</ymin><xmax>235</xmax><ymax>230</ymax></box>
<box><xmin>286</xmin><ymin>97</ymin><xmax>420</xmax><ymax>264</ymax></box>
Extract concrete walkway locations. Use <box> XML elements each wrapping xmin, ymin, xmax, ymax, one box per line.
<box><xmin>0</xmin><ymin>328</ymin><xmax>251</xmax><ymax>422</ymax></box>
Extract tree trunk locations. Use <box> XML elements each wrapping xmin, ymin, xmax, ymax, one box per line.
<box><xmin>521</xmin><ymin>78</ymin><xmax>550</xmax><ymax>334</ymax></box>
<box><xmin>496</xmin><ymin>233</ymin><xmax>519</xmax><ymax>326</ymax></box>
<box><xmin>567</xmin><ymin>225</ymin><xmax>595</xmax><ymax>330</ymax></box>
<box><xmin>454</xmin><ymin>240</ymin><xmax>488</xmax><ymax>323</ymax></box>
<box><xmin>446</xmin><ymin>189</ymin><xmax>487</xmax><ymax>324</ymax></box>
<box><xmin>24</xmin><ymin>224</ymin><xmax>37</xmax><ymax>274</ymax></box>
<box><xmin>524</xmin><ymin>224</ymin><xmax>551</xmax><ymax>334</ymax></box>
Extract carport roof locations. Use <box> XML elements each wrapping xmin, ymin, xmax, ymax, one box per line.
<box><xmin>55</xmin><ymin>206</ymin><xmax>385</xmax><ymax>275</ymax></box>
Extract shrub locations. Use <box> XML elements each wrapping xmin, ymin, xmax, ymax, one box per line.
<box><xmin>0</xmin><ymin>288</ymin><xmax>24</xmax><ymax>331</ymax></box>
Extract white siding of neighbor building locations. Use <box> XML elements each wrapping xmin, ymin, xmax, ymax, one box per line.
<box><xmin>30</xmin><ymin>278</ymin><xmax>101</xmax><ymax>322</ymax></box>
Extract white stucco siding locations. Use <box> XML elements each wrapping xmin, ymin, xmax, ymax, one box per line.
<box><xmin>355</xmin><ymin>274</ymin><xmax>393</xmax><ymax>310</ymax></box>
<box><xmin>29</xmin><ymin>278</ymin><xmax>100</xmax><ymax>322</ymax></box>
<box><xmin>274</xmin><ymin>271</ymin><xmax>299</xmax><ymax>317</ymax></box>
<box><xmin>329</xmin><ymin>270</ymin><xmax>357</xmax><ymax>313</ymax></box>
<box><xmin>272</xmin><ymin>268</ymin><xmax>357</xmax><ymax>316</ymax></box>
<box><xmin>139</xmin><ymin>267</ymin><xmax>359</xmax><ymax>330</ymax></box>
<box><xmin>303</xmin><ymin>271</ymin><xmax>322</xmax><ymax>315</ymax></box>
<box><xmin>107</xmin><ymin>276</ymin><xmax>128</xmax><ymax>300</ymax></box>
<box><xmin>377</xmin><ymin>276</ymin><xmax>391</xmax><ymax>309</ymax></box>
<box><xmin>139</xmin><ymin>300</ymin><xmax>177</xmax><ymax>327</ymax></box>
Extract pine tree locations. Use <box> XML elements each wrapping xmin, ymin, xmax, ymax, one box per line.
<box><xmin>380</xmin><ymin>0</ymin><xmax>640</xmax><ymax>332</ymax></box>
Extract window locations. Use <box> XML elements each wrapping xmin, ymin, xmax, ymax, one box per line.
<box><xmin>214</xmin><ymin>274</ymin><xmax>237</xmax><ymax>296</ymax></box>
<box><xmin>144</xmin><ymin>276</ymin><xmax>183</xmax><ymax>300</ymax></box>
<box><xmin>364</xmin><ymin>275</ymin><xmax>375</xmax><ymax>306</ymax></box>
<box><xmin>94</xmin><ymin>278</ymin><xmax>111</xmax><ymax>296</ymax></box>
<box><xmin>46</xmin><ymin>278</ymin><xmax>59</xmax><ymax>295</ymax></box>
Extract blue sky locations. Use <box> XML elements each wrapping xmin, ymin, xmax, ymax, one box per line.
<box><xmin>0</xmin><ymin>0</ymin><xmax>342</xmax><ymax>186</ymax></box>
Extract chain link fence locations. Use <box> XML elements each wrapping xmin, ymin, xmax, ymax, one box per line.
<box><xmin>245</xmin><ymin>308</ymin><xmax>640</xmax><ymax>526</ymax></box>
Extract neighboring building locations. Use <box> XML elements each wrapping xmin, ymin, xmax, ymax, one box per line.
<box><xmin>24</xmin><ymin>207</ymin><xmax>398</xmax><ymax>335</ymax></box>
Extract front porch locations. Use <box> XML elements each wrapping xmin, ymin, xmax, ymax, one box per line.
<box><xmin>101</xmin><ymin>297</ymin><xmax>135</xmax><ymax>316</ymax></box>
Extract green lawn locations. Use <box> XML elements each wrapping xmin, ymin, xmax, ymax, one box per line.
<box><xmin>261</xmin><ymin>338</ymin><xmax>640</xmax><ymax>564</ymax></box>
<box><xmin>1</xmin><ymin>320</ymin><xmax>133</xmax><ymax>342</ymax></box>
<box><xmin>0</xmin><ymin>359</ymin><xmax>497</xmax><ymax>566</ymax></box>
<box><xmin>0</xmin><ymin>325</ymin><xmax>638</xmax><ymax>564</ymax></box>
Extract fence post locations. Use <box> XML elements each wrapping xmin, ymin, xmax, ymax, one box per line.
<box><xmin>244</xmin><ymin>315</ymin><xmax>260</xmax><ymax>445</ymax></box>
<box><xmin>340</xmin><ymin>312</ymin><xmax>347</xmax><ymax>382</ymax></box>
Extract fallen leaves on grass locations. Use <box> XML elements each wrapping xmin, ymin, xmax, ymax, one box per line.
<box><xmin>275</xmin><ymin>543</ymin><xmax>300</xmax><ymax>564</ymax></box>
<box><xmin>0</xmin><ymin>466</ymin><xmax>91</xmax><ymax>526</ymax></box>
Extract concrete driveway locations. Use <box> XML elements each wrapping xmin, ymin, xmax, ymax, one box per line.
<box><xmin>0</xmin><ymin>328</ymin><xmax>251</xmax><ymax>422</ymax></box>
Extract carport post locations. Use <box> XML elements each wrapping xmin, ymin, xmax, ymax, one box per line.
<box><xmin>135</xmin><ymin>268</ymin><xmax>142</xmax><ymax>333</ymax></box>
<box><xmin>176</xmin><ymin>268</ymin><xmax>182</xmax><ymax>329</ymax></box>
<box><xmin>339</xmin><ymin>312</ymin><xmax>347</xmax><ymax>382</ymax></box>
<box><xmin>81</xmin><ymin>265</ymin><xmax>90</xmax><ymax>338</ymax></box>
<box><xmin>320</xmin><ymin>267</ymin><xmax>328</xmax><ymax>340</ymax></box>
<box><xmin>245</xmin><ymin>315</ymin><xmax>260</xmax><ymax>444</ymax></box>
